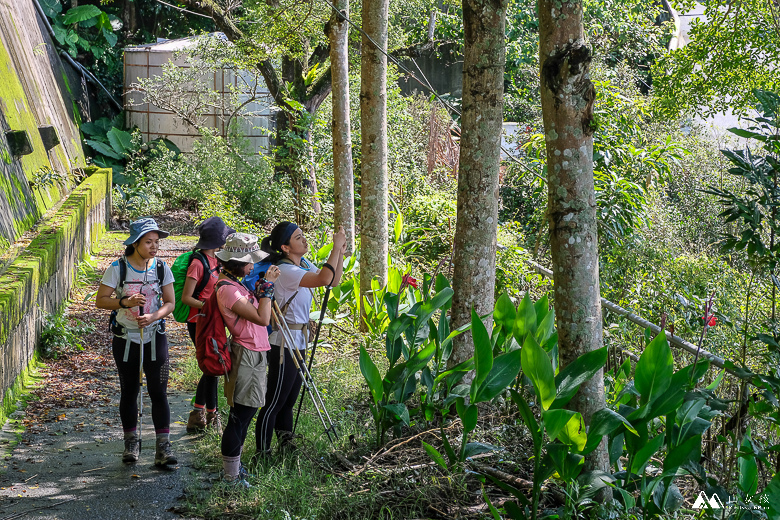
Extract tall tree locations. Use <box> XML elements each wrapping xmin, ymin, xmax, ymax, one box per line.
<box><xmin>328</xmin><ymin>0</ymin><xmax>355</xmax><ymax>254</ymax></box>
<box><xmin>448</xmin><ymin>0</ymin><xmax>507</xmax><ymax>367</ymax></box>
<box><xmin>538</xmin><ymin>0</ymin><xmax>609</xmax><ymax>473</ymax></box>
<box><xmin>359</xmin><ymin>0</ymin><xmax>389</xmax><ymax>328</ymax></box>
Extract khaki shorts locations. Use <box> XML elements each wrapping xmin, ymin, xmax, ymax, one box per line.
<box><xmin>224</xmin><ymin>343</ymin><xmax>268</xmax><ymax>409</ymax></box>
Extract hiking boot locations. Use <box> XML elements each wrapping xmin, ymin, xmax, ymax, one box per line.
<box><xmin>206</xmin><ymin>410</ymin><xmax>223</xmax><ymax>433</ymax></box>
<box><xmin>187</xmin><ymin>409</ymin><xmax>207</xmax><ymax>433</ymax></box>
<box><xmin>238</xmin><ymin>464</ymin><xmax>254</xmax><ymax>480</ymax></box>
<box><xmin>122</xmin><ymin>435</ymin><xmax>140</xmax><ymax>463</ymax></box>
<box><xmin>222</xmin><ymin>475</ymin><xmax>251</xmax><ymax>489</ymax></box>
<box><xmin>250</xmin><ymin>449</ymin><xmax>273</xmax><ymax>467</ymax></box>
<box><xmin>154</xmin><ymin>439</ymin><xmax>178</xmax><ymax>466</ymax></box>
<box><xmin>277</xmin><ymin>430</ymin><xmax>300</xmax><ymax>453</ymax></box>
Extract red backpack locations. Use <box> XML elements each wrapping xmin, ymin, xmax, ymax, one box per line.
<box><xmin>194</xmin><ymin>280</ymin><xmax>241</xmax><ymax>378</ymax></box>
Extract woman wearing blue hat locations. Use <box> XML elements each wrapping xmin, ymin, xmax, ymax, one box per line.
<box><xmin>95</xmin><ymin>217</ymin><xmax>177</xmax><ymax>467</ymax></box>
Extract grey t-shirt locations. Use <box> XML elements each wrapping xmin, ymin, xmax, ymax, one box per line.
<box><xmin>101</xmin><ymin>257</ymin><xmax>174</xmax><ymax>343</ymax></box>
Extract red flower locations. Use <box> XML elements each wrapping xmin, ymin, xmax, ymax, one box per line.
<box><xmin>402</xmin><ymin>274</ymin><xmax>419</xmax><ymax>289</ymax></box>
<box><xmin>702</xmin><ymin>315</ymin><xmax>717</xmax><ymax>327</ymax></box>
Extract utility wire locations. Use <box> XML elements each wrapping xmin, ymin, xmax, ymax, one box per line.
<box><xmin>153</xmin><ymin>0</ymin><xmax>213</xmax><ymax>19</ymax></box>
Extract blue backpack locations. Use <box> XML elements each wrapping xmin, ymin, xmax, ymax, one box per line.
<box><xmin>243</xmin><ymin>258</ymin><xmax>312</xmax><ymax>335</ymax></box>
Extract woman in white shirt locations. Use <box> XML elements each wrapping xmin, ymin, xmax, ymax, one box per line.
<box><xmin>255</xmin><ymin>222</ymin><xmax>346</xmax><ymax>457</ymax></box>
<box><xmin>95</xmin><ymin>218</ymin><xmax>176</xmax><ymax>467</ymax></box>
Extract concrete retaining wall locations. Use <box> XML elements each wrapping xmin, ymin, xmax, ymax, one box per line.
<box><xmin>0</xmin><ymin>167</ymin><xmax>110</xmax><ymax>414</ymax></box>
<box><xmin>0</xmin><ymin>0</ymin><xmax>86</xmax><ymax>252</ymax></box>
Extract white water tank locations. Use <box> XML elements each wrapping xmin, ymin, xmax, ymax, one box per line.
<box><xmin>123</xmin><ymin>34</ymin><xmax>273</xmax><ymax>155</ymax></box>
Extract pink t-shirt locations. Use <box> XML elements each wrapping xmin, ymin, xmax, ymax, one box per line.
<box><xmin>186</xmin><ymin>254</ymin><xmax>220</xmax><ymax>323</ymax></box>
<box><xmin>216</xmin><ymin>280</ymin><xmax>270</xmax><ymax>352</ymax></box>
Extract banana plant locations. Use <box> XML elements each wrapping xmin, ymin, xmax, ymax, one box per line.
<box><xmin>422</xmin><ymin>308</ymin><xmax>523</xmax><ymax>467</ymax></box>
<box><xmin>359</xmin><ymin>283</ymin><xmax>460</xmax><ymax>445</ymax></box>
<box><xmin>506</xmin><ymin>332</ymin><xmax>611</xmax><ymax>520</ymax></box>
<box><xmin>602</xmin><ymin>331</ymin><xmax>720</xmax><ymax>517</ymax></box>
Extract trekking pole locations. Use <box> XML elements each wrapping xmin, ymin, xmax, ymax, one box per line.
<box><xmin>138</xmin><ymin>259</ymin><xmax>149</xmax><ymax>453</ymax></box>
<box><xmin>292</xmin><ymin>273</ymin><xmax>335</xmax><ymax>435</ymax></box>
<box><xmin>271</xmin><ymin>302</ymin><xmax>338</xmax><ymax>444</ymax></box>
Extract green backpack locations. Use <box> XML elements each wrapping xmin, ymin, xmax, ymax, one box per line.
<box><xmin>171</xmin><ymin>250</ymin><xmax>216</xmax><ymax>323</ymax></box>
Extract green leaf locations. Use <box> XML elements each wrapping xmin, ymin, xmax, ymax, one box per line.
<box><xmin>663</xmin><ymin>435</ymin><xmax>701</xmax><ymax>477</ymax></box>
<box><xmin>464</xmin><ymin>442</ymin><xmax>499</xmax><ymax>459</ymax></box>
<box><xmin>533</xmin><ymin>293</ymin><xmax>550</xmax><ymax>323</ymax></box>
<box><xmin>63</xmin><ymin>5</ymin><xmax>102</xmax><ymax>24</ymax></box>
<box><xmin>474</xmin><ymin>349</ymin><xmax>522</xmax><ymax>403</ymax></box>
<box><xmin>535</xmin><ymin>307</ymin><xmax>555</xmax><ymax>347</ymax></box>
<box><xmin>521</xmin><ymin>334</ymin><xmax>555</xmax><ymax>410</ymax></box>
<box><xmin>106</xmin><ymin>127</ymin><xmax>132</xmax><ymax>156</ymax></box>
<box><xmin>513</xmin><ymin>292</ymin><xmax>537</xmax><ymax>343</ymax></box>
<box><xmin>393</xmin><ymin>211</ymin><xmax>404</xmax><ymax>243</ymax></box>
<box><xmin>630</xmin><ymin>435</ymin><xmax>664</xmax><ymax>475</ymax></box>
<box><xmin>543</xmin><ymin>409</ymin><xmax>577</xmax><ymax>441</ymax></box>
<box><xmin>739</xmin><ymin>429</ymin><xmax>758</xmax><ymax>495</ymax></box>
<box><xmin>359</xmin><ymin>346</ymin><xmax>383</xmax><ymax>405</ymax></box>
<box><xmin>510</xmin><ymin>389</ymin><xmax>542</xmax><ymax>450</ymax></box>
<box><xmin>422</xmin><ymin>441</ymin><xmax>448</xmax><ymax>470</ymax></box>
<box><xmin>383</xmin><ymin>403</ymin><xmax>410</xmax><ymax>426</ymax></box>
<box><xmin>415</xmin><ymin>287</ymin><xmax>454</xmax><ymax>326</ymax></box>
<box><xmin>634</xmin><ymin>331</ymin><xmax>673</xmax><ymax>405</ymax></box>
<box><xmin>471</xmin><ymin>309</ymin><xmax>493</xmax><ymax>395</ymax></box>
<box><xmin>583</xmin><ymin>408</ymin><xmax>638</xmax><ymax>455</ymax></box>
<box><xmin>86</xmin><ymin>139</ymin><xmax>122</xmax><ymax>160</ymax></box>
<box><xmin>493</xmin><ymin>292</ymin><xmax>516</xmax><ymax>335</ymax></box>
<box><xmin>440</xmin><ymin>427</ymin><xmax>457</xmax><ymax>464</ymax></box>
<box><xmin>39</xmin><ymin>0</ymin><xmax>62</xmax><ymax>18</ymax></box>
<box><xmin>551</xmin><ymin>347</ymin><xmax>608</xmax><ymax>409</ymax></box>
<box><xmin>456</xmin><ymin>399</ymin><xmax>478</xmax><ymax>433</ymax></box>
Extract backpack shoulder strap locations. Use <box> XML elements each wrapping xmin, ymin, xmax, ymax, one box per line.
<box><xmin>117</xmin><ymin>256</ymin><xmax>127</xmax><ymax>290</ymax></box>
<box><xmin>156</xmin><ymin>258</ymin><xmax>165</xmax><ymax>283</ymax></box>
<box><xmin>192</xmin><ymin>251</ymin><xmax>214</xmax><ymax>299</ymax></box>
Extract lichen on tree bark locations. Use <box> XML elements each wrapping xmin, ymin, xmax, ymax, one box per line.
<box><xmin>359</xmin><ymin>0</ymin><xmax>389</xmax><ymax>329</ymax></box>
<box><xmin>539</xmin><ymin>0</ymin><xmax>610</xmax><ymax>476</ymax></box>
<box><xmin>449</xmin><ymin>0</ymin><xmax>507</xmax><ymax>368</ymax></box>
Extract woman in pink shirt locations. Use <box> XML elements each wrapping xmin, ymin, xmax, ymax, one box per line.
<box><xmin>213</xmin><ymin>233</ymin><xmax>280</xmax><ymax>486</ymax></box>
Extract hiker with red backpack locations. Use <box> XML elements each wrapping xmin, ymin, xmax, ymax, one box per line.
<box><xmin>208</xmin><ymin>232</ymin><xmax>280</xmax><ymax>486</ymax></box>
<box><xmin>254</xmin><ymin>222</ymin><xmax>346</xmax><ymax>458</ymax></box>
<box><xmin>176</xmin><ymin>217</ymin><xmax>235</xmax><ymax>433</ymax></box>
<box><xmin>95</xmin><ymin>218</ymin><xmax>177</xmax><ymax>467</ymax></box>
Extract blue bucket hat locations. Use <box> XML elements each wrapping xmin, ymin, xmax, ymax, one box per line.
<box><xmin>124</xmin><ymin>217</ymin><xmax>170</xmax><ymax>245</ymax></box>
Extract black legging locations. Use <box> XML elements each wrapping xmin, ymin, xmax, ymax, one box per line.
<box><xmin>255</xmin><ymin>345</ymin><xmax>305</xmax><ymax>452</ymax></box>
<box><xmin>187</xmin><ymin>322</ymin><xmax>219</xmax><ymax>410</ymax></box>
<box><xmin>112</xmin><ymin>332</ymin><xmax>171</xmax><ymax>433</ymax></box>
<box><xmin>221</xmin><ymin>403</ymin><xmax>258</xmax><ymax>457</ymax></box>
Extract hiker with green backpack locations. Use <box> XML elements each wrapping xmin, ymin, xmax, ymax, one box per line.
<box><xmin>170</xmin><ymin>217</ymin><xmax>234</xmax><ymax>433</ymax></box>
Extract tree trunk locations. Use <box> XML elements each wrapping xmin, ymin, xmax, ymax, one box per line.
<box><xmin>359</xmin><ymin>0</ymin><xmax>389</xmax><ymax>330</ymax></box>
<box><xmin>448</xmin><ymin>0</ymin><xmax>506</xmax><ymax>367</ymax></box>
<box><xmin>539</xmin><ymin>0</ymin><xmax>609</xmax><ymax>476</ymax></box>
<box><xmin>329</xmin><ymin>0</ymin><xmax>355</xmax><ymax>255</ymax></box>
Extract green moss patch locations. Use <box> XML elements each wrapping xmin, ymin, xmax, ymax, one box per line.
<box><xmin>0</xmin><ymin>168</ymin><xmax>110</xmax><ymax>349</ymax></box>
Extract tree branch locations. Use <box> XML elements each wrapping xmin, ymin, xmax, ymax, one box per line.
<box><xmin>177</xmin><ymin>0</ymin><xmax>287</xmax><ymax>107</ymax></box>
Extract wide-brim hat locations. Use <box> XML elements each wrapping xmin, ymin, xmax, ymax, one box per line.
<box><xmin>124</xmin><ymin>217</ymin><xmax>170</xmax><ymax>245</ymax></box>
<box><xmin>215</xmin><ymin>233</ymin><xmax>268</xmax><ymax>263</ymax></box>
<box><xmin>195</xmin><ymin>216</ymin><xmax>235</xmax><ymax>250</ymax></box>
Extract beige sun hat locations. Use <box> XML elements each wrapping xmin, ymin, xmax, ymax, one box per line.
<box><xmin>215</xmin><ymin>232</ymin><xmax>268</xmax><ymax>263</ymax></box>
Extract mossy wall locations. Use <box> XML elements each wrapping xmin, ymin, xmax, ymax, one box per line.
<box><xmin>0</xmin><ymin>0</ymin><xmax>87</xmax><ymax>255</ymax></box>
<box><xmin>0</xmin><ymin>167</ymin><xmax>110</xmax><ymax>413</ymax></box>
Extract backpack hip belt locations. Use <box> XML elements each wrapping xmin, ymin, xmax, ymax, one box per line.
<box><xmin>120</xmin><ymin>324</ymin><xmax>160</xmax><ymax>362</ymax></box>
